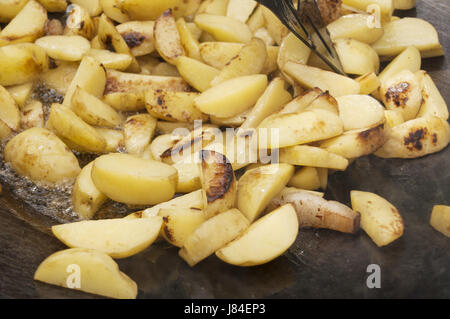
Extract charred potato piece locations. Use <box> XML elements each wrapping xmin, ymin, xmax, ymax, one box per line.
<box><xmin>64</xmin><ymin>4</ymin><xmax>95</xmax><ymax>40</ymax></box>
<box><xmin>116</xmin><ymin>21</ymin><xmax>155</xmax><ymax>57</ymax></box>
<box><xmin>123</xmin><ymin>114</ymin><xmax>157</xmax><ymax>156</ymax></box>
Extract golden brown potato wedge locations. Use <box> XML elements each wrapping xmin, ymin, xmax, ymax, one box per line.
<box><xmin>415</xmin><ymin>71</ymin><xmax>449</xmax><ymax>120</ymax></box>
<box><xmin>116</xmin><ymin>21</ymin><xmax>155</xmax><ymax>57</ymax></box>
<box><xmin>0</xmin><ymin>85</ymin><xmax>21</xmax><ymax>131</ymax></box>
<box><xmin>64</xmin><ymin>4</ymin><xmax>95</xmax><ymax>39</ymax></box>
<box><xmin>194</xmin><ymin>14</ymin><xmax>253</xmax><ymax>43</ymax></box>
<box><xmin>279</xmin><ymin>145</ymin><xmax>349</xmax><ymax>171</ymax></box>
<box><xmin>327</xmin><ymin>13</ymin><xmax>384</xmax><ymax>44</ymax></box>
<box><xmin>288</xmin><ymin>167</ymin><xmax>321</xmax><ymax>191</ymax></box>
<box><xmin>337</xmin><ymin>94</ymin><xmax>385</xmax><ymax>131</ymax></box>
<box><xmin>88</xmin><ymin>49</ymin><xmax>133</xmax><ymax>71</ymax></box>
<box><xmin>118</xmin><ymin>0</ymin><xmax>184</xmax><ymax>21</ymax></box>
<box><xmin>123</xmin><ymin>114</ymin><xmax>157</xmax><ymax>156</ymax></box>
<box><xmin>334</xmin><ymin>38</ymin><xmax>380</xmax><ymax>75</ymax></box>
<box><xmin>154</xmin><ymin>9</ymin><xmax>185</xmax><ymax>65</ymax></box>
<box><xmin>100</xmin><ymin>0</ymin><xmax>130</xmax><ymax>23</ymax></box>
<box><xmin>176</xmin><ymin>17</ymin><xmax>201</xmax><ymax>61</ymax></box>
<box><xmin>35</xmin><ymin>35</ymin><xmax>91</xmax><ymax>62</ymax></box>
<box><xmin>430</xmin><ymin>205</ymin><xmax>450</xmax><ymax>238</ymax></box>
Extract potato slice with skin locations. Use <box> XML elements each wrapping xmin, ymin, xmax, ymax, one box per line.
<box><xmin>375</xmin><ymin>116</ymin><xmax>450</xmax><ymax>159</ymax></box>
<box><xmin>305</xmin><ymin>91</ymin><xmax>339</xmax><ymax>115</ymax></box>
<box><xmin>48</xmin><ymin>103</ymin><xmax>107</xmax><ymax>153</ymax></box>
<box><xmin>378</xmin><ymin>46</ymin><xmax>421</xmax><ymax>84</ymax></box>
<box><xmin>240</xmin><ymin>77</ymin><xmax>292</xmax><ymax>129</ymax></box>
<box><xmin>35</xmin><ymin>35</ymin><xmax>91</xmax><ymax>62</ymax></box>
<box><xmin>152</xmin><ymin>62</ymin><xmax>180</xmax><ymax>77</ymax></box>
<box><xmin>216</xmin><ymin>204</ymin><xmax>298</xmax><ymax>266</ymax></box>
<box><xmin>118</xmin><ymin>0</ymin><xmax>184</xmax><ymax>21</ymax></box>
<box><xmin>0</xmin><ymin>43</ymin><xmax>49</xmax><ymax>86</ymax></box>
<box><xmin>351</xmin><ymin>191</ymin><xmax>404</xmax><ymax>247</ymax></box>
<box><xmin>197</xmin><ymin>0</ymin><xmax>229</xmax><ymax>16</ymax></box>
<box><xmin>279</xmin><ymin>145</ymin><xmax>349</xmax><ymax>171</ymax></box>
<box><xmin>320</xmin><ymin>124</ymin><xmax>386</xmax><ymax>159</ymax></box>
<box><xmin>100</xmin><ymin>0</ymin><xmax>130</xmax><ymax>23</ymax></box>
<box><xmin>150</xmin><ymin>133</ymin><xmax>182</xmax><ymax>162</ymax></box>
<box><xmin>284</xmin><ymin>62</ymin><xmax>360</xmax><ymax>97</ymax></box>
<box><xmin>194</xmin><ymin>14</ymin><xmax>252</xmax><ymax>43</ymax></box>
<box><xmin>37</xmin><ymin>0</ymin><xmax>67</xmax><ymax>12</ymax></box>
<box><xmin>0</xmin><ymin>85</ymin><xmax>20</xmax><ymax>130</ymax></box>
<box><xmin>380</xmin><ymin>70</ymin><xmax>422</xmax><ymax>121</ymax></box>
<box><xmin>176</xmin><ymin>18</ymin><xmax>201</xmax><ymax>61</ymax></box>
<box><xmin>52</xmin><ymin>217</ymin><xmax>163</xmax><ymax>259</ymax></box>
<box><xmin>123</xmin><ymin>114</ymin><xmax>157</xmax><ymax>156</ymax></box>
<box><xmin>179</xmin><ymin>209</ymin><xmax>250</xmax><ymax>267</ymax></box>
<box><xmin>0</xmin><ymin>0</ymin><xmax>29</xmax><ymax>23</ymax></box>
<box><xmin>337</xmin><ymin>94</ymin><xmax>385</xmax><ymax>131</ymax></box>
<box><xmin>103</xmin><ymin>93</ymin><xmax>146</xmax><ymax>112</ymax></box>
<box><xmin>200</xmin><ymin>150</ymin><xmax>237</xmax><ymax>219</ymax></box>
<box><xmin>258</xmin><ymin>109</ymin><xmax>344</xmax><ymax>149</ymax></box>
<box><xmin>237</xmin><ymin>163</ymin><xmax>294</xmax><ymax>223</ymax></box>
<box><xmin>156</xmin><ymin>121</ymin><xmax>195</xmax><ymax>136</ymax></box>
<box><xmin>430</xmin><ymin>205</ymin><xmax>450</xmax><ymax>238</ymax></box>
<box><xmin>72</xmin><ymin>87</ymin><xmax>122</xmax><ymax>128</ymax></box>
<box><xmin>72</xmin><ymin>162</ymin><xmax>107</xmax><ymax>220</ymax></box>
<box><xmin>415</xmin><ymin>71</ymin><xmax>449</xmax><ymax>121</ymax></box>
<box><xmin>64</xmin><ymin>4</ymin><xmax>95</xmax><ymax>40</ymax></box>
<box><xmin>87</xmin><ymin>49</ymin><xmax>132</xmax><ymax>71</ymax></box>
<box><xmin>279</xmin><ymin>88</ymin><xmax>323</xmax><ymax>114</ymax></box>
<box><xmin>327</xmin><ymin>13</ymin><xmax>384</xmax><ymax>44</ymax></box>
<box><xmin>268</xmin><ymin>190</ymin><xmax>360</xmax><ymax>234</ymax></box>
<box><xmin>92</xmin><ymin>153</ymin><xmax>177</xmax><ymax>206</ymax></box>
<box><xmin>356</xmin><ymin>72</ymin><xmax>381</xmax><ymax>95</ymax></box>
<box><xmin>154</xmin><ymin>9</ymin><xmax>185</xmax><ymax>65</ymax></box>
<box><xmin>95</xmin><ymin>128</ymin><xmax>124</xmax><ymax>153</ymax></box>
<box><xmin>34</xmin><ymin>248</ymin><xmax>137</xmax><ymax>299</ymax></box>
<box><xmin>288</xmin><ymin>167</ymin><xmax>321</xmax><ymax>191</ymax></box>
<box><xmin>63</xmin><ymin>56</ymin><xmax>106</xmax><ymax>108</ymax></box>
<box><xmin>342</xmin><ymin>0</ymin><xmax>393</xmax><ymax>22</ymax></box>
<box><xmin>335</xmin><ymin>38</ymin><xmax>380</xmax><ymax>75</ymax></box>
<box><xmin>175</xmin><ymin>57</ymin><xmax>219</xmax><ymax>92</ymax></box>
<box><xmin>0</xmin><ymin>0</ymin><xmax>47</xmax><ymax>46</ymax></box>
<box><xmin>173</xmin><ymin>161</ymin><xmax>201</xmax><ymax>193</ymax></box>
<box><xmin>116</xmin><ymin>21</ymin><xmax>155</xmax><ymax>57</ymax></box>
<box><xmin>159</xmin><ymin>208</ymin><xmax>206</xmax><ymax>248</ymax></box>
<box><xmin>195</xmin><ymin>74</ymin><xmax>268</xmax><ymax>118</ymax></box>
<box><xmin>4</xmin><ymin>128</ymin><xmax>81</xmax><ymax>186</ymax></box>
<box><xmin>20</xmin><ymin>100</ymin><xmax>44</xmax><ymax>129</ymax></box>
<box><xmin>6</xmin><ymin>82</ymin><xmax>34</xmax><ymax>108</ymax></box>
<box><xmin>211</xmin><ymin>38</ymin><xmax>267</xmax><ymax>86</ymax></box>
<box><xmin>278</xmin><ymin>32</ymin><xmax>311</xmax><ymax>74</ymax></box>
<box><xmin>384</xmin><ymin>110</ymin><xmax>404</xmax><ymax>129</ymax></box>
<box><xmin>145</xmin><ymin>91</ymin><xmax>207</xmax><ymax>123</ymax></box>
<box><xmin>372</xmin><ymin>18</ymin><xmax>441</xmax><ymax>57</ymax></box>
<box><xmin>71</xmin><ymin>0</ymin><xmax>102</xmax><ymax>16</ymax></box>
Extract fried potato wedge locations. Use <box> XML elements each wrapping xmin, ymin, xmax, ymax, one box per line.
<box><xmin>337</xmin><ymin>94</ymin><xmax>385</xmax><ymax>131</ymax></box>
<box><xmin>342</xmin><ymin>0</ymin><xmax>393</xmax><ymax>22</ymax></box>
<box><xmin>356</xmin><ymin>72</ymin><xmax>381</xmax><ymax>95</ymax></box>
<box><xmin>20</xmin><ymin>100</ymin><xmax>44</xmax><ymax>129</ymax></box>
<box><xmin>176</xmin><ymin>17</ymin><xmax>201</xmax><ymax>61</ymax></box>
<box><xmin>154</xmin><ymin>9</ymin><xmax>185</xmax><ymax>65</ymax></box>
<box><xmin>35</xmin><ymin>35</ymin><xmax>91</xmax><ymax>62</ymax></box>
<box><xmin>279</xmin><ymin>145</ymin><xmax>349</xmax><ymax>171</ymax></box>
<box><xmin>38</xmin><ymin>0</ymin><xmax>67</xmax><ymax>12</ymax></box>
<box><xmin>194</xmin><ymin>14</ymin><xmax>253</xmax><ymax>43</ymax></box>
<box><xmin>0</xmin><ymin>85</ymin><xmax>20</xmax><ymax>131</ymax></box>
<box><xmin>116</xmin><ymin>21</ymin><xmax>155</xmax><ymax>57</ymax></box>
<box><xmin>123</xmin><ymin>114</ymin><xmax>157</xmax><ymax>155</ymax></box>
<box><xmin>34</xmin><ymin>248</ymin><xmax>137</xmax><ymax>299</ymax></box>
<box><xmin>173</xmin><ymin>161</ymin><xmax>201</xmax><ymax>193</ymax></box>
<box><xmin>4</xmin><ymin>128</ymin><xmax>81</xmax><ymax>186</ymax></box>
<box><xmin>261</xmin><ymin>6</ymin><xmax>289</xmax><ymax>45</ymax></box>
<box><xmin>288</xmin><ymin>167</ymin><xmax>321</xmax><ymax>191</ymax></box>
<box><xmin>118</xmin><ymin>0</ymin><xmax>184</xmax><ymax>21</ymax></box>
<box><xmin>375</xmin><ymin>116</ymin><xmax>450</xmax><ymax>158</ymax></box>
<box><xmin>430</xmin><ymin>205</ymin><xmax>450</xmax><ymax>238</ymax></box>
<box><xmin>335</xmin><ymin>38</ymin><xmax>380</xmax><ymax>75</ymax></box>
<box><xmin>415</xmin><ymin>71</ymin><xmax>449</xmax><ymax>120</ymax></box>
<box><xmin>378</xmin><ymin>46</ymin><xmax>421</xmax><ymax>84</ymax></box>
<box><xmin>64</xmin><ymin>4</ymin><xmax>95</xmax><ymax>39</ymax></box>
<box><xmin>175</xmin><ymin>56</ymin><xmax>219</xmax><ymax>92</ymax></box>
<box><xmin>52</xmin><ymin>217</ymin><xmax>163</xmax><ymax>258</ymax></box>
<box><xmin>279</xmin><ymin>88</ymin><xmax>323</xmax><ymax>114</ymax></box>
<box><xmin>87</xmin><ymin>49</ymin><xmax>132</xmax><ymax>71</ymax></box>
<box><xmin>351</xmin><ymin>190</ymin><xmax>404</xmax><ymax>247</ymax></box>
<box><xmin>278</xmin><ymin>32</ymin><xmax>311</xmax><ymax>74</ymax></box>
<box><xmin>179</xmin><ymin>209</ymin><xmax>249</xmax><ymax>267</ymax></box>
<box><xmin>95</xmin><ymin>128</ymin><xmax>124</xmax><ymax>153</ymax></box>
<box><xmin>226</xmin><ymin>0</ymin><xmax>258</xmax><ymax>23</ymax></box>
<box><xmin>0</xmin><ymin>0</ymin><xmax>29</xmax><ymax>23</ymax></box>
<box><xmin>327</xmin><ymin>13</ymin><xmax>384</xmax><ymax>44</ymax></box>
<box><xmin>237</xmin><ymin>163</ymin><xmax>294</xmax><ymax>222</ymax></box>
<box><xmin>6</xmin><ymin>82</ymin><xmax>34</xmax><ymax>108</ymax></box>
<box><xmin>149</xmin><ymin>133</ymin><xmax>182</xmax><ymax>162</ymax></box>
<box><xmin>217</xmin><ymin>204</ymin><xmax>298</xmax><ymax>267</ymax></box>
<box><xmin>100</xmin><ymin>0</ymin><xmax>130</xmax><ymax>23</ymax></box>
<box><xmin>71</xmin><ymin>0</ymin><xmax>102</xmax><ymax>16</ymax></box>
<box><xmin>91</xmin><ymin>153</ymin><xmax>177</xmax><ymax>206</ymax></box>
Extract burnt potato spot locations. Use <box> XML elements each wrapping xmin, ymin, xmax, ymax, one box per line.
<box><xmin>162</xmin><ymin>216</ymin><xmax>174</xmax><ymax>242</ymax></box>
<box><xmin>404</xmin><ymin>128</ymin><xmax>428</xmax><ymax>151</ymax></box>
<box><xmin>200</xmin><ymin>150</ymin><xmax>234</xmax><ymax>203</ymax></box>
<box><xmin>122</xmin><ymin>32</ymin><xmax>146</xmax><ymax>49</ymax></box>
<box><xmin>385</xmin><ymin>82</ymin><xmax>410</xmax><ymax>108</ymax></box>
<box><xmin>104</xmin><ymin>35</ymin><xmax>115</xmax><ymax>52</ymax></box>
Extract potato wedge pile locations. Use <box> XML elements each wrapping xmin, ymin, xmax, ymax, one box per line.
<box><xmin>0</xmin><ymin>0</ymin><xmax>448</xmax><ymax>299</ymax></box>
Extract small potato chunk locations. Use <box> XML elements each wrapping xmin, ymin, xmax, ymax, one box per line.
<box><xmin>288</xmin><ymin>167</ymin><xmax>321</xmax><ymax>191</ymax></box>
<box><xmin>284</xmin><ymin>62</ymin><xmax>360</xmax><ymax>97</ymax></box>
<box><xmin>378</xmin><ymin>46</ymin><xmax>421</xmax><ymax>84</ymax></box>
<box><xmin>123</xmin><ymin>114</ymin><xmax>157</xmax><ymax>155</ymax></box>
<box><xmin>91</xmin><ymin>153</ymin><xmax>178</xmax><ymax>206</ymax></box>
<box><xmin>64</xmin><ymin>4</ymin><xmax>95</xmax><ymax>39</ymax></box>
<box><xmin>0</xmin><ymin>0</ymin><xmax>47</xmax><ymax>46</ymax></box>
<box><xmin>257</xmin><ymin>109</ymin><xmax>343</xmax><ymax>149</ymax></box>
<box><xmin>216</xmin><ymin>204</ymin><xmax>298</xmax><ymax>266</ymax></box>
<box><xmin>195</xmin><ymin>74</ymin><xmax>268</xmax><ymax>118</ymax></box>
<box><xmin>327</xmin><ymin>13</ymin><xmax>384</xmax><ymax>44</ymax></box>
<box><xmin>20</xmin><ymin>100</ymin><xmax>44</xmax><ymax>129</ymax></box>
<box><xmin>375</xmin><ymin>116</ymin><xmax>450</xmax><ymax>159</ymax></box>
<box><xmin>373</xmin><ymin>17</ymin><xmax>441</xmax><ymax>56</ymax></box>
<box><xmin>34</xmin><ymin>248</ymin><xmax>137</xmax><ymax>299</ymax></box>
<box><xmin>269</xmin><ymin>189</ymin><xmax>360</xmax><ymax>234</ymax></box>
<box><xmin>35</xmin><ymin>36</ymin><xmax>91</xmax><ymax>62</ymax></box>
<box><xmin>72</xmin><ymin>162</ymin><xmax>107</xmax><ymax>220</ymax></box>
<box><xmin>380</xmin><ymin>70</ymin><xmax>422</xmax><ymax>121</ymax></box>
<box><xmin>175</xmin><ymin>56</ymin><xmax>219</xmax><ymax>92</ymax></box>
<box><xmin>118</xmin><ymin>0</ymin><xmax>183</xmax><ymax>20</ymax></box>
<box><xmin>334</xmin><ymin>38</ymin><xmax>380</xmax><ymax>75</ymax></box>
<box><xmin>154</xmin><ymin>9</ymin><xmax>185</xmax><ymax>64</ymax></box>
<box><xmin>415</xmin><ymin>71</ymin><xmax>449</xmax><ymax>120</ymax></box>
<box><xmin>48</xmin><ymin>103</ymin><xmax>107</xmax><ymax>153</ymax></box>
<box><xmin>211</xmin><ymin>38</ymin><xmax>267</xmax><ymax>86</ymax></box>
<box><xmin>176</xmin><ymin>17</ymin><xmax>201</xmax><ymax>61</ymax></box>
<box><xmin>4</xmin><ymin>128</ymin><xmax>81</xmax><ymax>186</ymax></box>
<box><xmin>356</xmin><ymin>72</ymin><xmax>381</xmax><ymax>95</ymax></box>
<box><xmin>194</xmin><ymin>14</ymin><xmax>252</xmax><ymax>43</ymax></box>
<box><xmin>145</xmin><ymin>90</ymin><xmax>207</xmax><ymax>123</ymax></box>
<box><xmin>52</xmin><ymin>217</ymin><xmax>163</xmax><ymax>258</ymax></box>
<box><xmin>0</xmin><ymin>85</ymin><xmax>20</xmax><ymax>131</ymax></box>
<box><xmin>336</xmin><ymin>94</ymin><xmax>385</xmax><ymax>131</ymax></box>
<box><xmin>116</xmin><ymin>21</ymin><xmax>155</xmax><ymax>57</ymax></box>
<box><xmin>179</xmin><ymin>209</ymin><xmax>250</xmax><ymax>267</ymax></box>
<box><xmin>159</xmin><ymin>208</ymin><xmax>206</xmax><ymax>248</ymax></box>
<box><xmin>87</xmin><ymin>49</ymin><xmax>132</xmax><ymax>71</ymax></box>
<box><xmin>351</xmin><ymin>191</ymin><xmax>404</xmax><ymax>247</ymax></box>
<box><xmin>72</xmin><ymin>87</ymin><xmax>122</xmax><ymax>128</ymax></box>
<box><xmin>0</xmin><ymin>43</ymin><xmax>49</xmax><ymax>86</ymax></box>
<box><xmin>320</xmin><ymin>124</ymin><xmax>386</xmax><ymax>159</ymax></box>
<box><xmin>237</xmin><ymin>163</ymin><xmax>294</xmax><ymax>222</ymax></box>
<box><xmin>200</xmin><ymin>150</ymin><xmax>237</xmax><ymax>219</ymax></box>
<box><xmin>173</xmin><ymin>161</ymin><xmax>201</xmax><ymax>194</ymax></box>
<box><xmin>430</xmin><ymin>205</ymin><xmax>450</xmax><ymax>238</ymax></box>
<box><xmin>279</xmin><ymin>145</ymin><xmax>349</xmax><ymax>171</ymax></box>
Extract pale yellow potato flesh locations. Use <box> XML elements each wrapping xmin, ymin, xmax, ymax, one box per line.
<box><xmin>335</xmin><ymin>38</ymin><xmax>380</xmax><ymax>75</ymax></box>
<box><xmin>384</xmin><ymin>110</ymin><xmax>405</xmax><ymax>128</ymax></box>
<box><xmin>176</xmin><ymin>56</ymin><xmax>220</xmax><ymax>92</ymax></box>
<box><xmin>100</xmin><ymin>0</ymin><xmax>130</xmax><ymax>23</ymax></box>
<box><xmin>261</xmin><ymin>6</ymin><xmax>289</xmax><ymax>45</ymax></box>
<box><xmin>430</xmin><ymin>205</ymin><xmax>450</xmax><ymax>238</ymax></box>
<box><xmin>0</xmin><ymin>0</ymin><xmax>28</xmax><ymax>23</ymax></box>
<box><xmin>176</xmin><ymin>17</ymin><xmax>201</xmax><ymax>61</ymax></box>
<box><xmin>351</xmin><ymin>190</ymin><xmax>404</xmax><ymax>247</ymax></box>
<box><xmin>159</xmin><ymin>208</ymin><xmax>206</xmax><ymax>247</ymax></box>
<box><xmin>20</xmin><ymin>100</ymin><xmax>44</xmax><ymax>129</ymax></box>
<box><xmin>394</xmin><ymin>0</ymin><xmax>416</xmax><ymax>9</ymax></box>
<box><xmin>378</xmin><ymin>46</ymin><xmax>421</xmax><ymax>84</ymax></box>
<box><xmin>38</xmin><ymin>0</ymin><xmax>67</xmax><ymax>12</ymax></box>
<box><xmin>0</xmin><ymin>85</ymin><xmax>20</xmax><ymax>130</ymax></box>
<box><xmin>149</xmin><ymin>133</ymin><xmax>182</xmax><ymax>162</ymax></box>
<box><xmin>197</xmin><ymin>0</ymin><xmax>229</xmax><ymax>16</ymax></box>
<box><xmin>86</xmin><ymin>49</ymin><xmax>132</xmax><ymax>71</ymax></box>
<box><xmin>116</xmin><ymin>21</ymin><xmax>155</xmax><ymax>57</ymax></box>
<box><xmin>342</xmin><ymin>0</ymin><xmax>394</xmax><ymax>22</ymax></box>
<box><xmin>237</xmin><ymin>163</ymin><xmax>294</xmax><ymax>223</ymax></box>
<box><xmin>52</xmin><ymin>217</ymin><xmax>163</xmax><ymax>259</ymax></box>
<box><xmin>279</xmin><ymin>145</ymin><xmax>349</xmax><ymax>171</ymax></box>
<box><xmin>6</xmin><ymin>82</ymin><xmax>34</xmax><ymax>108</ymax></box>
<box><xmin>172</xmin><ymin>161</ymin><xmax>201</xmax><ymax>193</ymax></box>
<box><xmin>288</xmin><ymin>167</ymin><xmax>321</xmax><ymax>191</ymax></box>
<box><xmin>195</xmin><ymin>74</ymin><xmax>268</xmax><ymax>118</ymax></box>
<box><xmin>140</xmin><ymin>189</ymin><xmax>204</xmax><ymax>218</ymax></box>
<box><xmin>91</xmin><ymin>153</ymin><xmax>178</xmax><ymax>206</ymax></box>
<box><xmin>39</xmin><ymin>62</ymin><xmax>78</xmax><ymax>95</ymax></box>
<box><xmin>35</xmin><ymin>35</ymin><xmax>91</xmax><ymax>62</ymax></box>
<box><xmin>4</xmin><ymin>128</ymin><xmax>81</xmax><ymax>186</ymax></box>
<box><xmin>216</xmin><ymin>204</ymin><xmax>299</xmax><ymax>267</ymax></box>
<box><xmin>356</xmin><ymin>72</ymin><xmax>381</xmax><ymax>95</ymax></box>
<box><xmin>179</xmin><ymin>209</ymin><xmax>250</xmax><ymax>267</ymax></box>
<box><xmin>227</xmin><ymin>0</ymin><xmax>257</xmax><ymax>23</ymax></box>
<box><xmin>123</xmin><ymin>114</ymin><xmax>157</xmax><ymax>155</ymax></box>
<box><xmin>71</xmin><ymin>0</ymin><xmax>102</xmax><ymax>16</ymax></box>
<box><xmin>327</xmin><ymin>14</ymin><xmax>384</xmax><ymax>44</ymax></box>
<box><xmin>154</xmin><ymin>9</ymin><xmax>185</xmax><ymax>65</ymax></box>
<box><xmin>279</xmin><ymin>88</ymin><xmax>323</xmax><ymax>114</ymax></box>
<box><xmin>415</xmin><ymin>71</ymin><xmax>449</xmax><ymax>120</ymax></box>
<box><xmin>95</xmin><ymin>128</ymin><xmax>124</xmax><ymax>153</ymax></box>
<box><xmin>194</xmin><ymin>14</ymin><xmax>253</xmax><ymax>43</ymax></box>
<box><xmin>118</xmin><ymin>0</ymin><xmax>184</xmax><ymax>20</ymax></box>
<box><xmin>71</xmin><ymin>162</ymin><xmax>107</xmax><ymax>220</ymax></box>
<box><xmin>278</xmin><ymin>32</ymin><xmax>311</xmax><ymax>83</ymax></box>
<box><xmin>64</xmin><ymin>4</ymin><xmax>95</xmax><ymax>39</ymax></box>
<box><xmin>34</xmin><ymin>248</ymin><xmax>137</xmax><ymax>299</ymax></box>
<box><xmin>336</xmin><ymin>94</ymin><xmax>385</xmax><ymax>131</ymax></box>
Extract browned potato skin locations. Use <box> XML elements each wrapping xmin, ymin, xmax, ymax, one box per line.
<box><xmin>154</xmin><ymin>9</ymin><xmax>185</xmax><ymax>64</ymax></box>
<box><xmin>269</xmin><ymin>189</ymin><xmax>360</xmax><ymax>234</ymax></box>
